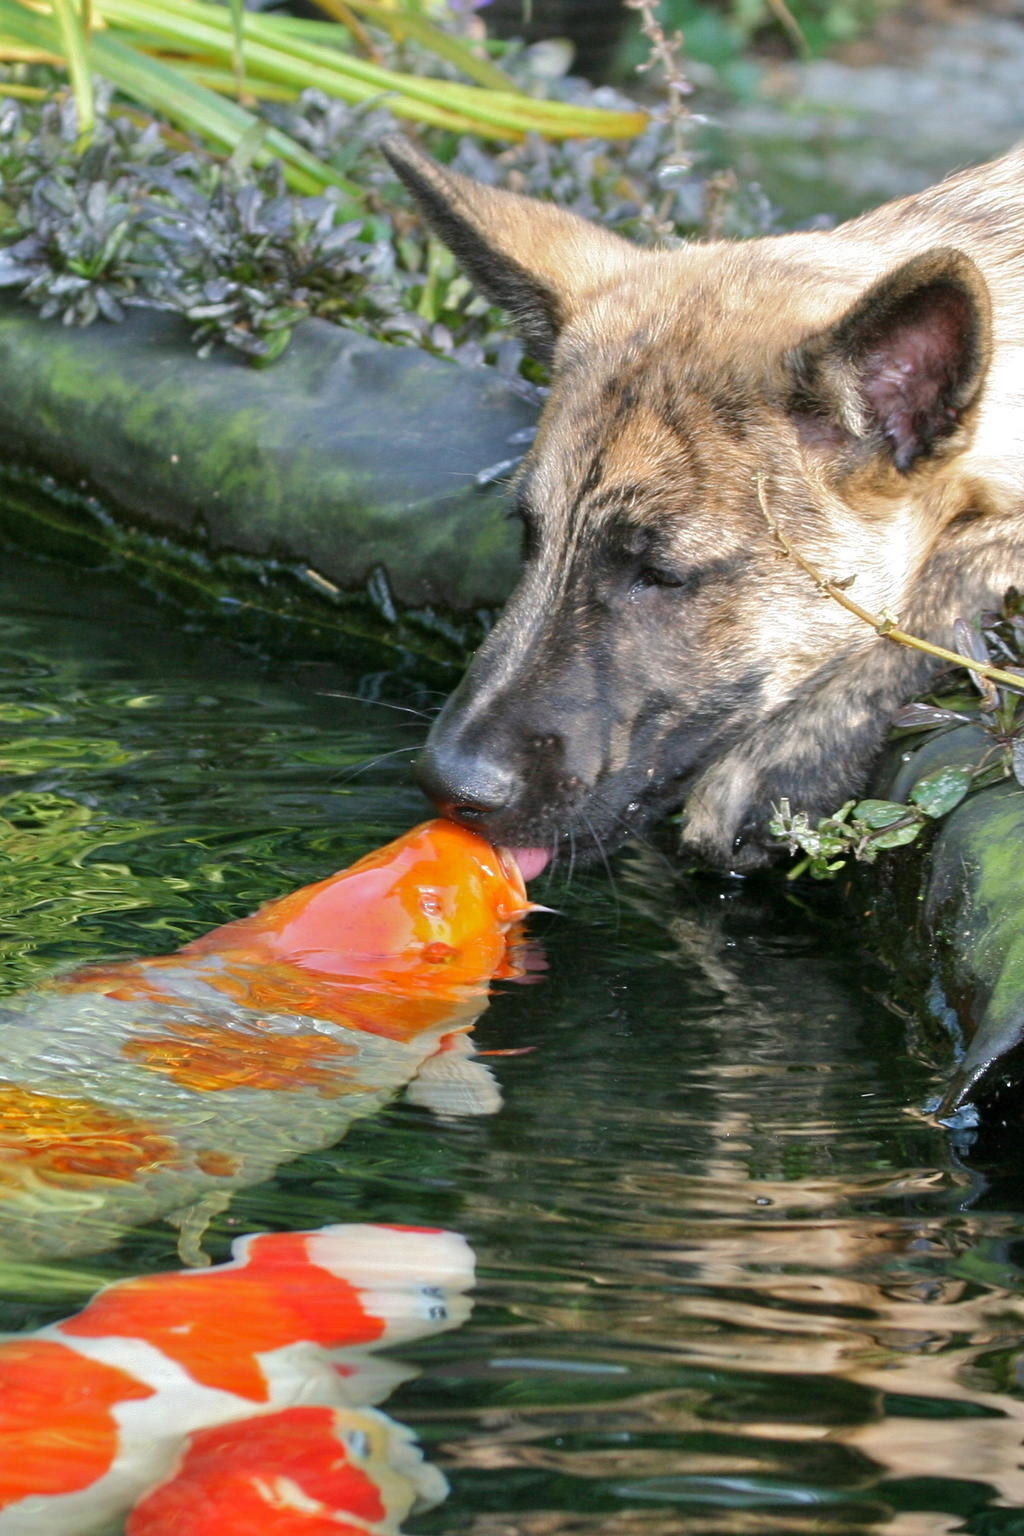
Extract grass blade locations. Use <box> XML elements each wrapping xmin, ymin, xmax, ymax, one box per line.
<box><xmin>316</xmin><ymin>0</ymin><xmax>519</xmax><ymax>92</ymax></box>
<box><xmin>0</xmin><ymin>2</ymin><xmax>363</xmax><ymax>196</ymax></box>
<box><xmin>92</xmin><ymin>33</ymin><xmax>364</xmax><ymax>201</ymax></box>
<box><xmin>224</xmin><ymin>0</ymin><xmax>246</xmax><ymax>100</ymax></box>
<box><xmin>49</xmin><ymin>0</ymin><xmax>95</xmax><ymax>139</ymax></box>
<box><xmin>96</xmin><ymin>0</ymin><xmax>647</xmax><ymax>139</ymax></box>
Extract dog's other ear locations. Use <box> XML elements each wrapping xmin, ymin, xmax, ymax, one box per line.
<box><xmin>788</xmin><ymin>247</ymin><xmax>991</xmax><ymax>473</ymax></box>
<box><xmin>381</xmin><ymin>134</ymin><xmax>635</xmax><ymax>364</ymax></box>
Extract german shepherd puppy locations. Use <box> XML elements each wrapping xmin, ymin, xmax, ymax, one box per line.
<box><xmin>382</xmin><ymin>135</ymin><xmax>1024</xmax><ymax>872</ymax></box>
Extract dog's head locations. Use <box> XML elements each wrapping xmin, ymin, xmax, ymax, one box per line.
<box><xmin>382</xmin><ymin>137</ymin><xmax>994</xmax><ymax>870</ymax></box>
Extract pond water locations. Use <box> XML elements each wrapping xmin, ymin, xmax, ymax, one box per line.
<box><xmin>3</xmin><ymin>539</ymin><xmax>1024</xmax><ymax>1535</ymax></box>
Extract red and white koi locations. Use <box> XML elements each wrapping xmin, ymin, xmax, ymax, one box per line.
<box><xmin>0</xmin><ymin>1222</ymin><xmax>472</xmax><ymax>1536</ymax></box>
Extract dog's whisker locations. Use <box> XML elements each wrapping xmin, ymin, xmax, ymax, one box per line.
<box><xmin>318</xmin><ymin>690</ymin><xmax>436</xmax><ymax>722</ymax></box>
<box><xmin>332</xmin><ymin>745</ymin><xmax>419</xmax><ymax>784</ymax></box>
<box><xmin>607</xmin><ymin>804</ymin><xmax>680</xmax><ymax>881</ymax></box>
<box><xmin>565</xmin><ymin>825</ymin><xmax>577</xmax><ymax>890</ymax></box>
<box><xmin>580</xmin><ymin>810</ymin><xmax>620</xmax><ymax>928</ymax></box>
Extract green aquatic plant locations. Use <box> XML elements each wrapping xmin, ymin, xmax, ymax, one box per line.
<box><xmin>0</xmin><ymin>92</ymin><xmax>402</xmax><ymax>350</ymax></box>
<box><xmin>770</xmin><ymin>783</ymin><xmax>961</xmax><ymax>882</ymax></box>
<box><xmin>142</xmin><ymin>168</ymin><xmax>373</xmax><ymax>361</ymax></box>
<box><xmin>768</xmin><ymin>595</ymin><xmax>1024</xmax><ymax>879</ymax></box>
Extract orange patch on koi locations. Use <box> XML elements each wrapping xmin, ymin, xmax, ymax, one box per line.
<box><xmin>0</xmin><ymin>1084</ymin><xmax>181</xmax><ymax>1191</ymax></box>
<box><xmin>0</xmin><ymin>1338</ymin><xmax>154</xmax><ymax>1507</ymax></box>
<box><xmin>127</xmin><ymin>1408</ymin><xmax>385</xmax><ymax>1536</ymax></box>
<box><xmin>122</xmin><ymin>1020</ymin><xmax>358</xmax><ymax>1096</ymax></box>
<box><xmin>194</xmin><ymin>1149</ymin><xmax>241</xmax><ymax>1177</ymax></box>
<box><xmin>64</xmin><ymin>821</ymin><xmax>534</xmax><ymax>1046</ymax></box>
<box><xmin>63</xmin><ymin>1232</ymin><xmax>386</xmax><ymax>1400</ymax></box>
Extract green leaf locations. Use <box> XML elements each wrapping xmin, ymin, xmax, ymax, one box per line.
<box><xmin>850</xmin><ymin>798</ymin><xmax>913</xmax><ymax>830</ymax></box>
<box><xmin>0</xmin><ymin>4</ymin><xmax>341</xmax><ymax>188</ymax></box>
<box><xmin>50</xmin><ymin>0</ymin><xmax>95</xmax><ymax>141</ymax></box>
<box><xmin>870</xmin><ymin>822</ymin><xmax>927</xmax><ymax>850</ymax></box>
<box><xmin>225</xmin><ymin>0</ymin><xmax>246</xmax><ymax>99</ymax></box>
<box><xmin>808</xmin><ymin>857</ymin><xmax>848</xmax><ymax>879</ymax></box>
<box><xmin>909</xmin><ymin>765</ymin><xmax>973</xmax><ymax>819</ymax></box>
<box><xmin>315</xmin><ymin>0</ymin><xmax>519</xmax><ymax>93</ymax></box>
<box><xmin>91</xmin><ymin>34</ymin><xmax>362</xmax><ymax>202</ymax></box>
<box><xmin>97</xmin><ymin>0</ymin><xmax>647</xmax><ymax>141</ymax></box>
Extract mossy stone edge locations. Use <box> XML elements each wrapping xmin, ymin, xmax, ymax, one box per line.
<box><xmin>876</xmin><ymin>724</ymin><xmax>1024</xmax><ymax>1114</ymax></box>
<box><xmin>0</xmin><ymin>300</ymin><xmax>536</xmax><ymax>611</ymax></box>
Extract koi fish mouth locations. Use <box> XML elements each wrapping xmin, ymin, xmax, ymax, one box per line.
<box><xmin>505</xmin><ymin>847</ymin><xmax>551</xmax><ymax>883</ymax></box>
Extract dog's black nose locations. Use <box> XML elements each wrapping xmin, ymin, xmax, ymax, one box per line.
<box><xmin>416</xmin><ymin>739</ymin><xmax>519</xmax><ymax>823</ymax></box>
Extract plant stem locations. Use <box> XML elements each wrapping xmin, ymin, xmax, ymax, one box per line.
<box><xmin>622</xmin><ymin>0</ymin><xmax>691</xmax><ymax>159</ymax></box>
<box><xmin>762</xmin><ymin>0</ymin><xmax>809</xmax><ymax>58</ymax></box>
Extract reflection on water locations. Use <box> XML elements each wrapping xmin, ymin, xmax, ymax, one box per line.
<box><xmin>408</xmin><ymin>875</ymin><xmax>1024</xmax><ymax>1536</ymax></box>
<box><xmin>3</xmin><ymin>544</ymin><xmax>1024</xmax><ymax>1534</ymax></box>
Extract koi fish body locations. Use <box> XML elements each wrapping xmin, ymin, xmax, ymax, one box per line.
<box><xmin>0</xmin><ymin>820</ymin><xmax>534</xmax><ymax>1258</ymax></box>
<box><xmin>0</xmin><ymin>1222</ymin><xmax>472</xmax><ymax>1536</ymax></box>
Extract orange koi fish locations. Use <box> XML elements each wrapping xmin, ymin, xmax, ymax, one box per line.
<box><xmin>0</xmin><ymin>1221</ymin><xmax>472</xmax><ymax>1536</ymax></box>
<box><xmin>0</xmin><ymin>820</ymin><xmax>536</xmax><ymax>1259</ymax></box>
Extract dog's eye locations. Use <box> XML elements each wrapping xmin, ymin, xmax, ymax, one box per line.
<box><xmin>629</xmin><ymin>566</ymin><xmax>688</xmax><ymax>599</ymax></box>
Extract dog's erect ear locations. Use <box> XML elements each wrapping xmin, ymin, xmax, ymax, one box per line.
<box><xmin>380</xmin><ymin>134</ymin><xmax>635</xmax><ymax>364</ymax></box>
<box><xmin>788</xmin><ymin>247</ymin><xmax>991</xmax><ymax>473</ymax></box>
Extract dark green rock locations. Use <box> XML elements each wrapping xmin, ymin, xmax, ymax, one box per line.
<box><xmin>878</xmin><ymin>724</ymin><xmax>1024</xmax><ymax>1113</ymax></box>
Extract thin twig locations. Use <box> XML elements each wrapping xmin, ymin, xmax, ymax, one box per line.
<box><xmin>623</xmin><ymin>0</ymin><xmax>692</xmax><ymax>159</ymax></box>
<box><xmin>762</xmin><ymin>0</ymin><xmax>810</xmax><ymax>58</ymax></box>
<box><xmin>755</xmin><ymin>474</ymin><xmax>1024</xmax><ymax>694</ymax></box>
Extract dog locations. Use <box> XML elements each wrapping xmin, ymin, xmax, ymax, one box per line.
<box><xmin>382</xmin><ymin>134</ymin><xmax>1024</xmax><ymax>873</ymax></box>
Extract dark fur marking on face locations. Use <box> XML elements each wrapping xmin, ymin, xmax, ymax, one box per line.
<box><xmin>576</xmin><ymin>449</ymin><xmax>609</xmax><ymax>504</ymax></box>
<box><xmin>603</xmin><ymin>376</ymin><xmax>640</xmax><ymax>417</ymax></box>
<box><xmin>583</xmin><ymin>487</ymin><xmax>663</xmax><ymax>523</ymax></box>
<box><xmin>651</xmin><ymin>374</ymin><xmax>733</xmax><ymax>457</ymax></box>
<box><xmin>945</xmin><ymin>506</ymin><xmax>985</xmax><ymax>533</ymax></box>
<box><xmin>708</xmin><ymin>385</ymin><xmax>755</xmax><ymax>439</ymax></box>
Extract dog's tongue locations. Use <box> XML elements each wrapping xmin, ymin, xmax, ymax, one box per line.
<box><xmin>506</xmin><ymin>846</ymin><xmax>551</xmax><ymax>882</ymax></box>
